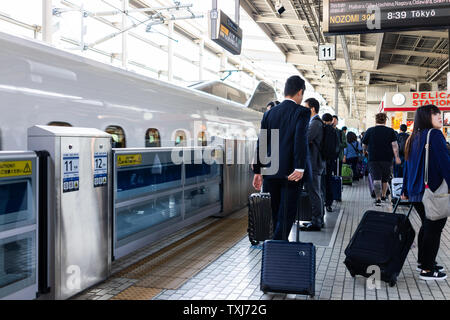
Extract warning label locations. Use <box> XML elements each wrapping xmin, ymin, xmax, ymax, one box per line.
<box><xmin>0</xmin><ymin>160</ymin><xmax>32</xmax><ymax>178</ymax></box>
<box><xmin>117</xmin><ymin>154</ymin><xmax>142</xmax><ymax>167</ymax></box>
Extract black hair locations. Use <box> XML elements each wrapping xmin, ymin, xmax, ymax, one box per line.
<box><xmin>333</xmin><ymin>115</ymin><xmax>338</xmax><ymax>119</ymax></box>
<box><xmin>284</xmin><ymin>75</ymin><xmax>306</xmax><ymax>97</ymax></box>
<box><xmin>342</xmin><ymin>126</ymin><xmax>347</xmax><ymax>131</ymax></box>
<box><xmin>267</xmin><ymin>101</ymin><xmax>276</xmax><ymax>108</ymax></box>
<box><xmin>405</xmin><ymin>104</ymin><xmax>441</xmax><ymax>160</ymax></box>
<box><xmin>305</xmin><ymin>98</ymin><xmax>320</xmax><ymax>114</ymax></box>
<box><xmin>322</xmin><ymin>113</ymin><xmax>333</xmax><ymax>122</ymax></box>
<box><xmin>400</xmin><ymin>124</ymin><xmax>407</xmax><ymax>132</ymax></box>
<box><xmin>347</xmin><ymin>131</ymin><xmax>357</xmax><ymax>143</ymax></box>
<box><xmin>275</xmin><ymin>100</ymin><xmax>280</xmax><ymax>105</ymax></box>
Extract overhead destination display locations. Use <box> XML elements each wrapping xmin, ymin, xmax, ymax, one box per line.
<box><xmin>209</xmin><ymin>9</ymin><xmax>243</xmax><ymax>55</ymax></box>
<box><xmin>323</xmin><ymin>0</ymin><xmax>450</xmax><ymax>35</ymax></box>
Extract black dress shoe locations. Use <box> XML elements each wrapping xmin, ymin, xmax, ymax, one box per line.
<box><xmin>326</xmin><ymin>206</ymin><xmax>333</xmax><ymax>212</ymax></box>
<box><xmin>299</xmin><ymin>223</ymin><xmax>321</xmax><ymax>231</ymax></box>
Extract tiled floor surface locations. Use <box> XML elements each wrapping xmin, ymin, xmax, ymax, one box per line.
<box><xmin>74</xmin><ymin>178</ymin><xmax>450</xmax><ymax>300</ymax></box>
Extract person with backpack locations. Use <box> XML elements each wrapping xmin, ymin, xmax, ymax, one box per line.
<box><xmin>394</xmin><ymin>124</ymin><xmax>409</xmax><ymax>178</ymax></box>
<box><xmin>343</xmin><ymin>131</ymin><xmax>363</xmax><ymax>182</ymax></box>
<box><xmin>301</xmin><ymin>98</ymin><xmax>325</xmax><ymax>231</ymax></box>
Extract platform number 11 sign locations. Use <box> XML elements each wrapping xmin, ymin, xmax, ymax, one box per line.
<box><xmin>318</xmin><ymin>44</ymin><xmax>336</xmax><ymax>61</ymax></box>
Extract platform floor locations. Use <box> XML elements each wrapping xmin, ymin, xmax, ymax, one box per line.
<box><xmin>73</xmin><ymin>178</ymin><xmax>450</xmax><ymax>300</ymax></box>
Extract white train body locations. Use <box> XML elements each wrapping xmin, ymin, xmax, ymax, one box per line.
<box><xmin>0</xmin><ymin>32</ymin><xmax>264</xmax><ymax>151</ymax></box>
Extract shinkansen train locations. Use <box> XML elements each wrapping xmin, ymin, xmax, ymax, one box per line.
<box><xmin>0</xmin><ymin>32</ymin><xmax>277</xmax><ymax>151</ymax></box>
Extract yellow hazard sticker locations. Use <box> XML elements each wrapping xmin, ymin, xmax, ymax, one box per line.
<box><xmin>0</xmin><ymin>160</ymin><xmax>32</xmax><ymax>178</ymax></box>
<box><xmin>117</xmin><ymin>154</ymin><xmax>142</xmax><ymax>167</ymax></box>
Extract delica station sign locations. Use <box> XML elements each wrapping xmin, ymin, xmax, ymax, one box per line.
<box><xmin>380</xmin><ymin>91</ymin><xmax>450</xmax><ymax>112</ymax></box>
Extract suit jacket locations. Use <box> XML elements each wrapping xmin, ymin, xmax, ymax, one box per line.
<box><xmin>308</xmin><ymin>116</ymin><xmax>325</xmax><ymax>175</ymax></box>
<box><xmin>253</xmin><ymin>100</ymin><xmax>311</xmax><ymax>180</ymax></box>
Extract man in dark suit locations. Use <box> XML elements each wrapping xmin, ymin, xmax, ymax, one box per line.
<box><xmin>252</xmin><ymin>76</ymin><xmax>311</xmax><ymax>240</ymax></box>
<box><xmin>301</xmin><ymin>98</ymin><xmax>325</xmax><ymax>231</ymax></box>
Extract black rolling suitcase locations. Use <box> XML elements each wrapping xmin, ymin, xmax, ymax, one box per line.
<box><xmin>248</xmin><ymin>189</ymin><xmax>273</xmax><ymax>245</ymax></box>
<box><xmin>298</xmin><ymin>188</ymin><xmax>312</xmax><ymax>221</ymax></box>
<box><xmin>344</xmin><ymin>201</ymin><xmax>415</xmax><ymax>287</ymax></box>
<box><xmin>260</xmin><ymin>180</ymin><xmax>315</xmax><ymax>297</ymax></box>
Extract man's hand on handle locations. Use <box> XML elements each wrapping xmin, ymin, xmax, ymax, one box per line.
<box><xmin>253</xmin><ymin>174</ymin><xmax>262</xmax><ymax>191</ymax></box>
<box><xmin>288</xmin><ymin>170</ymin><xmax>304</xmax><ymax>182</ymax></box>
<box><xmin>395</xmin><ymin>157</ymin><xmax>402</xmax><ymax>165</ymax></box>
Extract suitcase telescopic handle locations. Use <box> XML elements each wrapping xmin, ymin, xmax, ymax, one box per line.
<box><xmin>281</xmin><ymin>177</ymin><xmax>302</xmax><ymax>243</ymax></box>
<box><xmin>392</xmin><ymin>198</ymin><xmax>414</xmax><ymax>219</ymax></box>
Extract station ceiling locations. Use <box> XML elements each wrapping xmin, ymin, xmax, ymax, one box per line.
<box><xmin>241</xmin><ymin>0</ymin><xmax>449</xmax><ymax>119</ymax></box>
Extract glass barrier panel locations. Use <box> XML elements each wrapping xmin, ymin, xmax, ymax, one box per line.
<box><xmin>185</xmin><ymin>162</ymin><xmax>220</xmax><ymax>186</ymax></box>
<box><xmin>0</xmin><ymin>231</ymin><xmax>36</xmax><ymax>299</ymax></box>
<box><xmin>116</xmin><ymin>191</ymin><xmax>183</xmax><ymax>242</ymax></box>
<box><xmin>116</xmin><ymin>163</ymin><xmax>182</xmax><ymax>202</ymax></box>
<box><xmin>184</xmin><ymin>183</ymin><xmax>221</xmax><ymax>218</ymax></box>
<box><xmin>0</xmin><ymin>180</ymin><xmax>35</xmax><ymax>232</ymax></box>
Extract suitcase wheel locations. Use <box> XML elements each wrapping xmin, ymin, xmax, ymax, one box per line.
<box><xmin>250</xmin><ymin>239</ymin><xmax>260</xmax><ymax>246</ymax></box>
<box><xmin>389</xmin><ymin>280</ymin><xmax>396</xmax><ymax>287</ymax></box>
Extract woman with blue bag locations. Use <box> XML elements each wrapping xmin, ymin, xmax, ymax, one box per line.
<box><xmin>401</xmin><ymin>104</ymin><xmax>450</xmax><ymax>281</ymax></box>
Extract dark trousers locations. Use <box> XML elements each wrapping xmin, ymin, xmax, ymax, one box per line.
<box><xmin>346</xmin><ymin>157</ymin><xmax>359</xmax><ymax>181</ymax></box>
<box><xmin>324</xmin><ymin>159</ymin><xmax>335</xmax><ymax>207</ymax></box>
<box><xmin>265</xmin><ymin>178</ymin><xmax>301</xmax><ymax>240</ymax></box>
<box><xmin>305</xmin><ymin>173</ymin><xmax>324</xmax><ymax>227</ymax></box>
<box><xmin>414</xmin><ymin>202</ymin><xmax>448</xmax><ymax>270</ymax></box>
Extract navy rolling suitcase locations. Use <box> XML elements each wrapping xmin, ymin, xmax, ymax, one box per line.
<box><xmin>344</xmin><ymin>201</ymin><xmax>415</xmax><ymax>287</ymax></box>
<box><xmin>260</xmin><ymin>180</ymin><xmax>316</xmax><ymax>297</ymax></box>
<box><xmin>248</xmin><ymin>191</ymin><xmax>273</xmax><ymax>245</ymax></box>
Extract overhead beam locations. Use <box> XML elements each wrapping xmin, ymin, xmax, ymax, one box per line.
<box><xmin>273</xmin><ymin>37</ymin><xmax>376</xmax><ymax>52</ymax></box>
<box><xmin>383</xmin><ymin>49</ymin><xmax>448</xmax><ymax>60</ymax></box>
<box><xmin>373</xmin><ymin>33</ymin><xmax>384</xmax><ymax>70</ymax></box>
<box><xmin>255</xmin><ymin>16</ymin><xmax>308</xmax><ymax>26</ymax></box>
<box><xmin>392</xmin><ymin>30</ymin><xmax>449</xmax><ymax>38</ymax></box>
<box><xmin>287</xmin><ymin>53</ymin><xmax>434</xmax><ymax>77</ymax></box>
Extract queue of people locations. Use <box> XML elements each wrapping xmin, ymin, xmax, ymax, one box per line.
<box><xmin>252</xmin><ymin>75</ymin><xmax>449</xmax><ymax>281</ymax></box>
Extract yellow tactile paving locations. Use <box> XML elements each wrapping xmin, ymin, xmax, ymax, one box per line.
<box><xmin>111</xmin><ymin>287</ymin><xmax>162</xmax><ymax>300</ymax></box>
<box><xmin>111</xmin><ymin>215</ymin><xmax>248</xmax><ymax>299</ymax></box>
<box><xmin>136</xmin><ymin>275</ymin><xmax>189</xmax><ymax>290</ymax></box>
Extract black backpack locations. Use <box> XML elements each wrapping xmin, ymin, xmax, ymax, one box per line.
<box><xmin>320</xmin><ymin>123</ymin><xmax>340</xmax><ymax>161</ymax></box>
<box><xmin>397</xmin><ymin>132</ymin><xmax>409</xmax><ymax>156</ymax></box>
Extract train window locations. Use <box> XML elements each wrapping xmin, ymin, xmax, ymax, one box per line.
<box><xmin>145</xmin><ymin>128</ymin><xmax>161</xmax><ymax>147</ymax></box>
<box><xmin>174</xmin><ymin>130</ymin><xmax>187</xmax><ymax>146</ymax></box>
<box><xmin>105</xmin><ymin>125</ymin><xmax>126</xmax><ymax>148</ymax></box>
<box><xmin>197</xmin><ymin>131</ymin><xmax>207</xmax><ymax>147</ymax></box>
<box><xmin>47</xmin><ymin>121</ymin><xmax>72</xmax><ymax>127</ymax></box>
